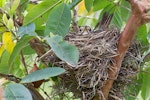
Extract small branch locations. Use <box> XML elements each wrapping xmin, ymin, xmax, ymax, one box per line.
<box><xmin>38</xmin><ymin>49</ymin><xmax>52</xmax><ymax>62</ymax></box>
<box><xmin>0</xmin><ymin>73</ymin><xmax>21</xmax><ymax>83</ymax></box>
<box><xmin>20</xmin><ymin>51</ymin><xmax>28</xmax><ymax>74</ymax></box>
<box><xmin>29</xmin><ymin>38</ymin><xmax>48</xmax><ymax>67</ymax></box>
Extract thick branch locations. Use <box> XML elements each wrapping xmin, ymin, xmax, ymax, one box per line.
<box><xmin>101</xmin><ymin>14</ymin><xmax>140</xmax><ymax>99</ymax></box>
<box><xmin>94</xmin><ymin>0</ymin><xmax>150</xmax><ymax>99</ymax></box>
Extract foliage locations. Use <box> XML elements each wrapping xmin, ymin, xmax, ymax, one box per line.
<box><xmin>0</xmin><ymin>0</ymin><xmax>150</xmax><ymax>99</ymax></box>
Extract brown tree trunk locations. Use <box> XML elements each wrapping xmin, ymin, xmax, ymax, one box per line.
<box><xmin>94</xmin><ymin>0</ymin><xmax>150</xmax><ymax>99</ymax></box>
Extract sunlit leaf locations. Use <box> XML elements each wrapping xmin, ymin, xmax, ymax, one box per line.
<box><xmin>84</xmin><ymin>0</ymin><xmax>93</xmax><ymax>12</ymax></box>
<box><xmin>10</xmin><ymin>0</ymin><xmax>20</xmax><ymax>15</ymax></box>
<box><xmin>4</xmin><ymin>83</ymin><xmax>32</xmax><ymax>100</ymax></box>
<box><xmin>44</xmin><ymin>3</ymin><xmax>71</xmax><ymax>37</ymax></box>
<box><xmin>0</xmin><ymin>45</ymin><xmax>4</xmax><ymax>57</ymax></box>
<box><xmin>45</xmin><ymin>35</ymin><xmax>79</xmax><ymax>66</ymax></box>
<box><xmin>0</xmin><ymin>0</ymin><xmax>6</xmax><ymax>7</ymax></box>
<box><xmin>21</xmin><ymin>67</ymin><xmax>65</xmax><ymax>83</ymax></box>
<box><xmin>2</xmin><ymin>32</ymin><xmax>15</xmax><ymax>53</ymax></box>
<box><xmin>7</xmin><ymin>18</ymin><xmax>14</xmax><ymax>30</ymax></box>
<box><xmin>23</xmin><ymin>0</ymin><xmax>61</xmax><ymax>25</ymax></box>
<box><xmin>2</xmin><ymin>14</ymin><xmax>8</xmax><ymax>25</ymax></box>
<box><xmin>78</xmin><ymin>0</ymin><xmax>87</xmax><ymax>16</ymax></box>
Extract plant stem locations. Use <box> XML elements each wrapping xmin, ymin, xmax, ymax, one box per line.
<box><xmin>20</xmin><ymin>51</ymin><xmax>28</xmax><ymax>74</ymax></box>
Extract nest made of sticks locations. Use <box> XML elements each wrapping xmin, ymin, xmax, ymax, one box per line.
<box><xmin>43</xmin><ymin>27</ymin><xmax>141</xmax><ymax>100</ymax></box>
<box><xmin>44</xmin><ymin>27</ymin><xmax>119</xmax><ymax>99</ymax></box>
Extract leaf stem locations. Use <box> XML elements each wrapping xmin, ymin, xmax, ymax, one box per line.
<box><xmin>20</xmin><ymin>51</ymin><xmax>28</xmax><ymax>74</ymax></box>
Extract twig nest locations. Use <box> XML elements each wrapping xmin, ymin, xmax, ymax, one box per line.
<box><xmin>45</xmin><ymin>26</ymin><xmax>141</xmax><ymax>99</ymax></box>
<box><xmin>48</xmin><ymin>27</ymin><xmax>120</xmax><ymax>99</ymax></box>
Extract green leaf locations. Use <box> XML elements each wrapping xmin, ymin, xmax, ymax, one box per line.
<box><xmin>44</xmin><ymin>3</ymin><xmax>71</xmax><ymax>37</ymax></box>
<box><xmin>10</xmin><ymin>0</ymin><xmax>20</xmax><ymax>15</ymax></box>
<box><xmin>141</xmin><ymin>67</ymin><xmax>150</xmax><ymax>100</ymax></box>
<box><xmin>4</xmin><ymin>83</ymin><xmax>32</xmax><ymax>100</ymax></box>
<box><xmin>0</xmin><ymin>50</ymin><xmax>22</xmax><ymax>74</ymax></box>
<box><xmin>34</xmin><ymin>11</ymin><xmax>50</xmax><ymax>31</ymax></box>
<box><xmin>120</xmin><ymin>0</ymin><xmax>130</xmax><ymax>21</ymax></box>
<box><xmin>22</xmin><ymin>45</ymin><xmax>35</xmax><ymax>55</ymax></box>
<box><xmin>84</xmin><ymin>0</ymin><xmax>93</xmax><ymax>12</ymax></box>
<box><xmin>69</xmin><ymin>0</ymin><xmax>82</xmax><ymax>9</ymax></box>
<box><xmin>0</xmin><ymin>0</ymin><xmax>6</xmax><ymax>7</ymax></box>
<box><xmin>17</xmin><ymin>23</ymin><xmax>37</xmax><ymax>37</ymax></box>
<box><xmin>136</xmin><ymin>25</ymin><xmax>148</xmax><ymax>45</ymax></box>
<box><xmin>9</xmin><ymin>35</ymin><xmax>34</xmax><ymax>67</ymax></box>
<box><xmin>97</xmin><ymin>4</ymin><xmax>115</xmax><ymax>26</ymax></box>
<box><xmin>23</xmin><ymin>0</ymin><xmax>61</xmax><ymax>25</ymax></box>
<box><xmin>93</xmin><ymin>0</ymin><xmax>111</xmax><ymax>11</ymax></box>
<box><xmin>21</xmin><ymin>67</ymin><xmax>65</xmax><ymax>83</ymax></box>
<box><xmin>7</xmin><ymin>18</ymin><xmax>14</xmax><ymax>30</ymax></box>
<box><xmin>111</xmin><ymin>8</ymin><xmax>123</xmax><ymax>30</ymax></box>
<box><xmin>0</xmin><ymin>50</ymin><xmax>10</xmax><ymax>74</ymax></box>
<box><xmin>45</xmin><ymin>35</ymin><xmax>79</xmax><ymax>66</ymax></box>
<box><xmin>20</xmin><ymin>0</ymin><xmax>29</xmax><ymax>12</ymax></box>
<box><xmin>2</xmin><ymin>14</ymin><xmax>8</xmax><ymax>25</ymax></box>
<box><xmin>78</xmin><ymin>17</ymin><xmax>98</xmax><ymax>27</ymax></box>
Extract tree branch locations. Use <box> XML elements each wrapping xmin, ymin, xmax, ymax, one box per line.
<box><xmin>0</xmin><ymin>73</ymin><xmax>21</xmax><ymax>83</ymax></box>
<box><xmin>20</xmin><ymin>51</ymin><xmax>28</xmax><ymax>74</ymax></box>
<box><xmin>94</xmin><ymin>0</ymin><xmax>150</xmax><ymax>99</ymax></box>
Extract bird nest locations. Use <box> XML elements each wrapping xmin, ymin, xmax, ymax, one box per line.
<box><xmin>45</xmin><ymin>27</ymin><xmax>141</xmax><ymax>100</ymax></box>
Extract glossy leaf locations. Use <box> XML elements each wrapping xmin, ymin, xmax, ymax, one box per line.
<box><xmin>4</xmin><ymin>83</ymin><xmax>32</xmax><ymax>100</ymax></box>
<box><xmin>21</xmin><ymin>67</ymin><xmax>65</xmax><ymax>83</ymax></box>
<box><xmin>9</xmin><ymin>35</ymin><xmax>34</xmax><ymax>67</ymax></box>
<box><xmin>45</xmin><ymin>35</ymin><xmax>79</xmax><ymax>67</ymax></box>
<box><xmin>23</xmin><ymin>0</ymin><xmax>61</xmax><ymax>25</ymax></box>
<box><xmin>93</xmin><ymin>0</ymin><xmax>111</xmax><ymax>11</ymax></box>
<box><xmin>44</xmin><ymin>3</ymin><xmax>71</xmax><ymax>37</ymax></box>
<box><xmin>17</xmin><ymin>23</ymin><xmax>37</xmax><ymax>37</ymax></box>
<box><xmin>84</xmin><ymin>0</ymin><xmax>93</xmax><ymax>12</ymax></box>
